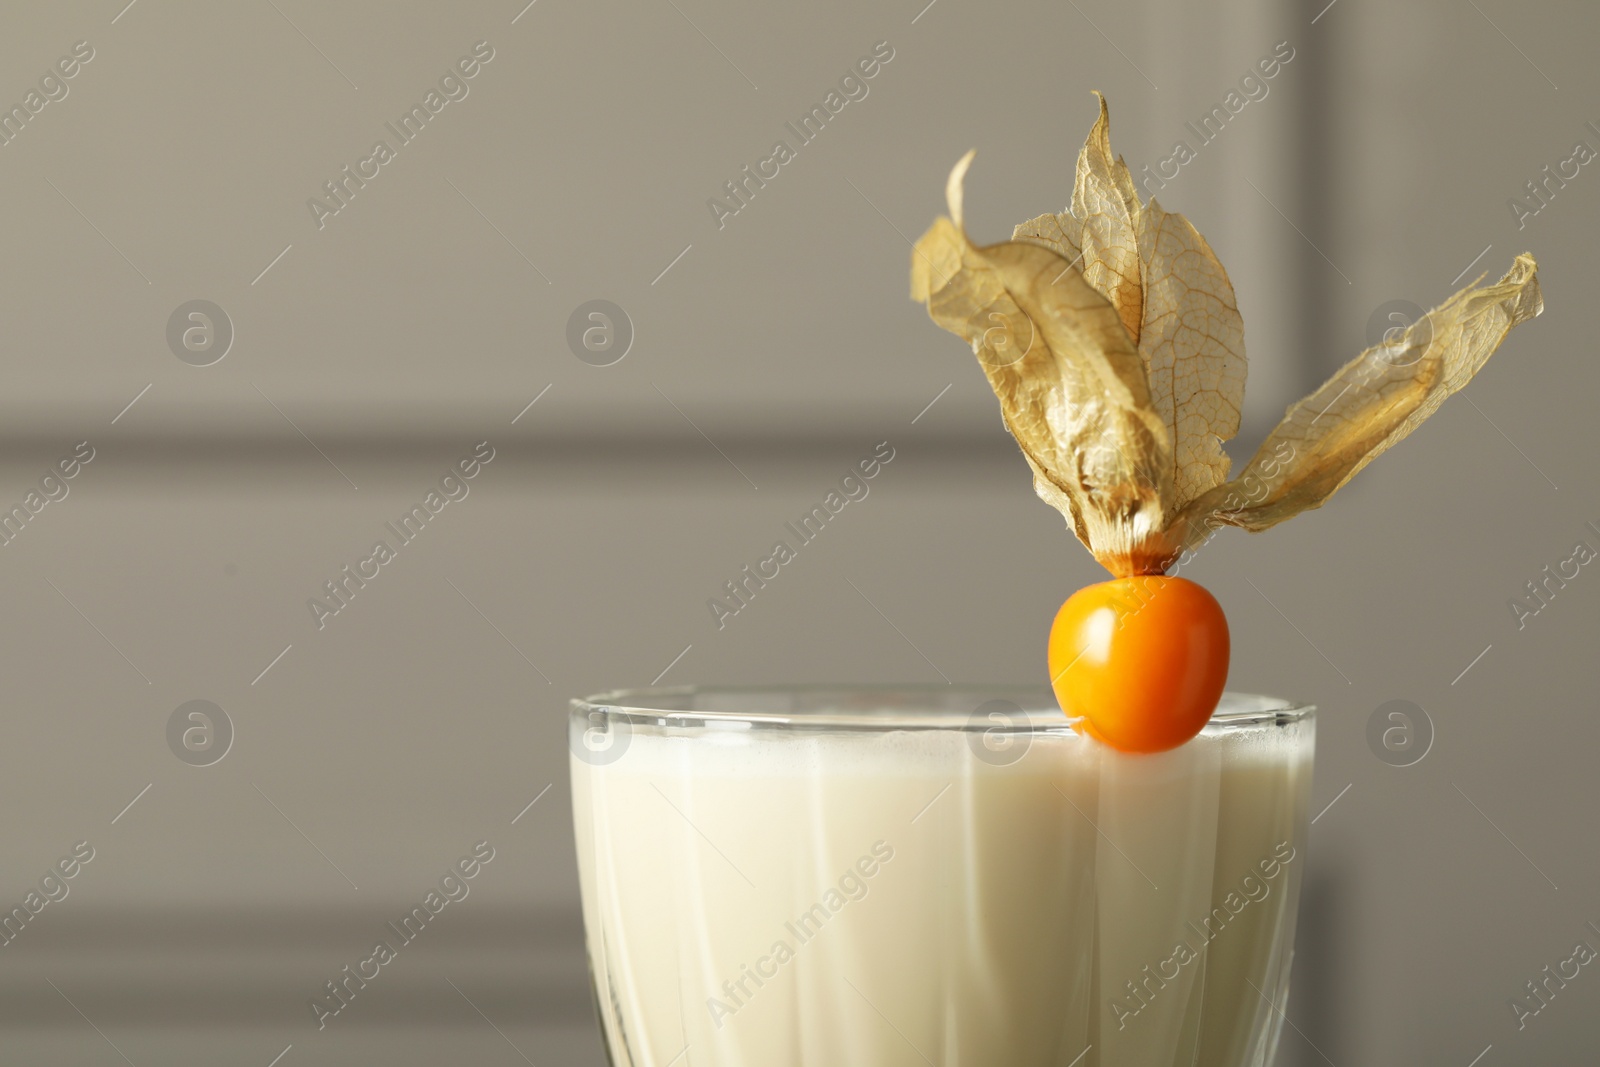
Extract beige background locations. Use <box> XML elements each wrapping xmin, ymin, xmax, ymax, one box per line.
<box><xmin>0</xmin><ymin>0</ymin><xmax>1595</xmax><ymax>1064</ymax></box>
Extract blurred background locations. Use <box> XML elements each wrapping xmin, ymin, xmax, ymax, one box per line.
<box><xmin>0</xmin><ymin>0</ymin><xmax>1594</xmax><ymax>1063</ymax></box>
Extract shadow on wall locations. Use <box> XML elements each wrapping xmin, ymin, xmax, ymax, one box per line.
<box><xmin>1280</xmin><ymin>868</ymin><xmax>1345</xmax><ymax>1067</ymax></box>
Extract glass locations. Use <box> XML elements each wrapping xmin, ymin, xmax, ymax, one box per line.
<box><xmin>570</xmin><ymin>686</ymin><xmax>1315</xmax><ymax>1067</ymax></box>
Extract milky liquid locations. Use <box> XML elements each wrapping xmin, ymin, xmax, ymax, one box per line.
<box><xmin>571</xmin><ymin>704</ymin><xmax>1313</xmax><ymax>1067</ymax></box>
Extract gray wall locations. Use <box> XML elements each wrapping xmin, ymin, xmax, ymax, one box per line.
<box><xmin>0</xmin><ymin>1</ymin><xmax>1594</xmax><ymax>1064</ymax></box>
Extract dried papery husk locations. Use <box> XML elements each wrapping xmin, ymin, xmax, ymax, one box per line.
<box><xmin>913</xmin><ymin>151</ymin><xmax>1174</xmax><ymax>573</ymax></box>
<box><xmin>912</xmin><ymin>94</ymin><xmax>1543</xmax><ymax>575</ymax></box>
<box><xmin>1172</xmin><ymin>253</ymin><xmax>1542</xmax><ymax>554</ymax></box>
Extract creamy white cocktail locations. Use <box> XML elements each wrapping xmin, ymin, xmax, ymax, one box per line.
<box><xmin>570</xmin><ymin>687</ymin><xmax>1313</xmax><ymax>1067</ymax></box>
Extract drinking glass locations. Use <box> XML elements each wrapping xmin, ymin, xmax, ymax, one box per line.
<box><xmin>570</xmin><ymin>686</ymin><xmax>1314</xmax><ymax>1067</ymax></box>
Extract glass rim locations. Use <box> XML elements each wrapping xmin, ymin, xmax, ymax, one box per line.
<box><xmin>570</xmin><ymin>684</ymin><xmax>1314</xmax><ymax>734</ymax></box>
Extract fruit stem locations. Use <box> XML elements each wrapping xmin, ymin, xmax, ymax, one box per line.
<box><xmin>1098</xmin><ymin>551</ymin><xmax>1176</xmax><ymax>579</ymax></box>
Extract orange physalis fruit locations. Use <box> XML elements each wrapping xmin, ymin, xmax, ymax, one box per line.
<box><xmin>1048</xmin><ymin>576</ymin><xmax>1229</xmax><ymax>753</ymax></box>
